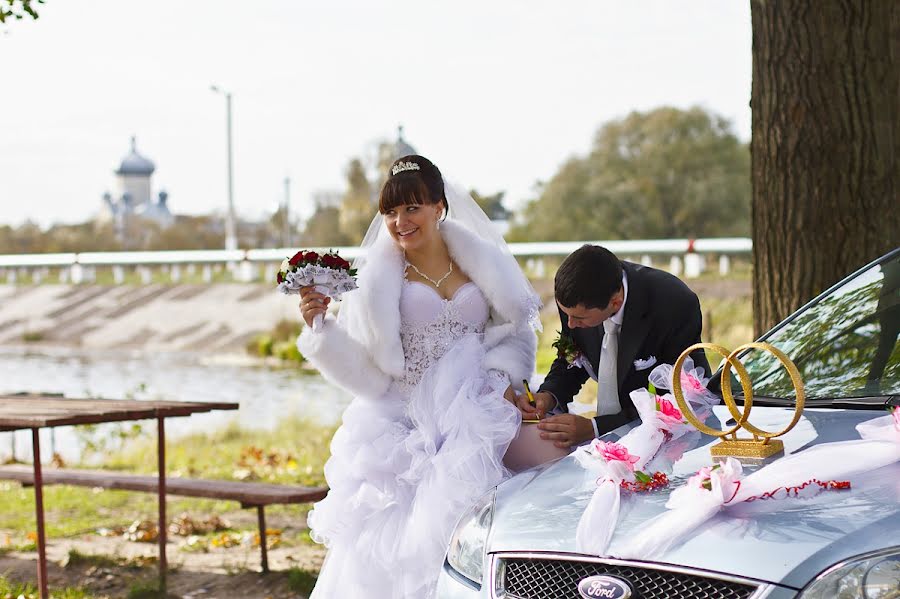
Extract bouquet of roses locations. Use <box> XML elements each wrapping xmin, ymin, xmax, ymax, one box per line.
<box><xmin>276</xmin><ymin>249</ymin><xmax>358</xmax><ymax>331</ymax></box>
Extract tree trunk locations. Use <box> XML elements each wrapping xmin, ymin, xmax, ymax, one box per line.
<box><xmin>750</xmin><ymin>0</ymin><xmax>899</xmax><ymax>336</ymax></box>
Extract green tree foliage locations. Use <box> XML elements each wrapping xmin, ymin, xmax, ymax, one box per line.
<box><xmin>338</xmin><ymin>158</ymin><xmax>375</xmax><ymax>244</ymax></box>
<box><xmin>147</xmin><ymin>216</ymin><xmax>227</xmax><ymax>250</ymax></box>
<box><xmin>0</xmin><ymin>0</ymin><xmax>42</xmax><ymax>23</ymax></box>
<box><xmin>0</xmin><ymin>216</ymin><xmax>230</xmax><ymax>253</ymax></box>
<box><xmin>266</xmin><ymin>204</ymin><xmax>299</xmax><ymax>248</ymax></box>
<box><xmin>508</xmin><ymin>106</ymin><xmax>750</xmax><ymax>242</ymax></box>
<box><xmin>471</xmin><ymin>190</ymin><xmax>509</xmax><ymax>220</ymax></box>
<box><xmin>302</xmin><ymin>206</ymin><xmax>353</xmax><ymax>247</ymax></box>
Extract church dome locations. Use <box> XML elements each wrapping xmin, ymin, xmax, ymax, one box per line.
<box><xmin>116</xmin><ymin>136</ymin><xmax>155</xmax><ymax>176</ymax></box>
<box><xmin>394</xmin><ymin>125</ymin><xmax>417</xmax><ymax>159</ymax></box>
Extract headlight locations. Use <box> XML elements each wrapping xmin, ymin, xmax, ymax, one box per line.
<box><xmin>800</xmin><ymin>548</ymin><xmax>900</xmax><ymax>599</ymax></box>
<box><xmin>446</xmin><ymin>488</ymin><xmax>496</xmax><ymax>585</ymax></box>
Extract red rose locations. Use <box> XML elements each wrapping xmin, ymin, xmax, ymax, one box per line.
<box><xmin>304</xmin><ymin>251</ymin><xmax>319</xmax><ymax>263</ymax></box>
<box><xmin>276</xmin><ymin>272</ymin><xmax>284</xmax><ymax>283</ymax></box>
<box><xmin>322</xmin><ymin>255</ymin><xmax>337</xmax><ymax>267</ymax></box>
<box><xmin>340</xmin><ymin>259</ymin><xmax>351</xmax><ymax>269</ymax></box>
<box><xmin>289</xmin><ymin>251</ymin><xmax>305</xmax><ymax>266</ymax></box>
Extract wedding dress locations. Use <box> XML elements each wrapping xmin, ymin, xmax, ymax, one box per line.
<box><xmin>307</xmin><ymin>277</ymin><xmax>521</xmax><ymax>599</ymax></box>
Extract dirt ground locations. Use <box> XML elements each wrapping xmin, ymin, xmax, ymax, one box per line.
<box><xmin>1</xmin><ymin>508</ymin><xmax>326</xmax><ymax>599</ymax></box>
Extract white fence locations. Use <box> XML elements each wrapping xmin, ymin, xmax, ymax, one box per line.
<box><xmin>0</xmin><ymin>238</ymin><xmax>751</xmax><ymax>284</ymax></box>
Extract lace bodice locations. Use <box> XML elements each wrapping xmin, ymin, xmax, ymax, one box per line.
<box><xmin>393</xmin><ymin>280</ymin><xmax>489</xmax><ymax>397</ymax></box>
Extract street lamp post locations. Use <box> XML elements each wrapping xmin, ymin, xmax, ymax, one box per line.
<box><xmin>210</xmin><ymin>85</ymin><xmax>238</xmax><ymax>251</ymax></box>
<box><xmin>283</xmin><ymin>175</ymin><xmax>291</xmax><ymax>247</ymax></box>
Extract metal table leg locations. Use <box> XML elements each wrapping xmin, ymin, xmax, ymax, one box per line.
<box><xmin>32</xmin><ymin>428</ymin><xmax>49</xmax><ymax>599</ymax></box>
<box><xmin>157</xmin><ymin>417</ymin><xmax>167</xmax><ymax>593</ymax></box>
<box><xmin>257</xmin><ymin>506</ymin><xmax>269</xmax><ymax>573</ymax></box>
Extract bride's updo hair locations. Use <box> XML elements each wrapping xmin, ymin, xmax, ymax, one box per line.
<box><xmin>379</xmin><ymin>154</ymin><xmax>449</xmax><ymax>218</ymax></box>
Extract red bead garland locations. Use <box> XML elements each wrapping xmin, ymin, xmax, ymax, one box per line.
<box><xmin>745</xmin><ymin>478</ymin><xmax>852</xmax><ymax>501</ymax></box>
<box><xmin>621</xmin><ymin>472</ymin><xmax>669</xmax><ymax>493</ymax></box>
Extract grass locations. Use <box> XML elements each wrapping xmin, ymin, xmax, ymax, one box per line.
<box><xmin>699</xmin><ymin>294</ymin><xmax>754</xmax><ymax>368</ymax></box>
<box><xmin>126</xmin><ymin>579</ymin><xmax>167</xmax><ymax>599</ymax></box>
<box><xmin>0</xmin><ymin>575</ymin><xmax>93</xmax><ymax>598</ymax></box>
<box><xmin>286</xmin><ymin>567</ymin><xmax>318</xmax><ymax>596</ymax></box>
<box><xmin>106</xmin><ymin>417</ymin><xmax>334</xmax><ymax>486</ymax></box>
<box><xmin>0</xmin><ymin>417</ymin><xmax>335</xmax><ymax>544</ymax></box>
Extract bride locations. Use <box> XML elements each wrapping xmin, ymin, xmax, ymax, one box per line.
<box><xmin>296</xmin><ymin>155</ymin><xmax>554</xmax><ymax>598</ymax></box>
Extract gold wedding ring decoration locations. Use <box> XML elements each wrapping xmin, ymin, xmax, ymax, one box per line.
<box><xmin>672</xmin><ymin>342</ymin><xmax>806</xmax><ymax>459</ymax></box>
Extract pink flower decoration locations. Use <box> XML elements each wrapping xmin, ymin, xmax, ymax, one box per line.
<box><xmin>892</xmin><ymin>407</ymin><xmax>900</xmax><ymax>432</ymax></box>
<box><xmin>589</xmin><ymin>441</ymin><xmax>640</xmax><ymax>471</ymax></box>
<box><xmin>657</xmin><ymin>397</ymin><xmax>684</xmax><ymax>422</ymax></box>
<box><xmin>688</xmin><ymin>466</ymin><xmax>714</xmax><ymax>490</ymax></box>
<box><xmin>681</xmin><ymin>371</ymin><xmax>705</xmax><ymax>393</ymax></box>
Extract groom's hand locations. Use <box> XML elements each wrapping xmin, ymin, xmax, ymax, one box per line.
<box><xmin>537</xmin><ymin>414</ymin><xmax>595</xmax><ymax>448</ymax></box>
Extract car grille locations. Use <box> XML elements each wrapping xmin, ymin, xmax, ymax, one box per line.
<box><xmin>498</xmin><ymin>556</ymin><xmax>759</xmax><ymax>599</ymax></box>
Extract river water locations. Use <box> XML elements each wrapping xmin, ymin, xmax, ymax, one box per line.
<box><xmin>0</xmin><ymin>346</ymin><xmax>352</xmax><ymax>462</ymax></box>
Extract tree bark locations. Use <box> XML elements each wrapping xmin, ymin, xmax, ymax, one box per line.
<box><xmin>750</xmin><ymin>0</ymin><xmax>899</xmax><ymax>336</ymax></box>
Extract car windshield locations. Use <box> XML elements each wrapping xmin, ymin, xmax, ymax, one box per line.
<box><xmin>736</xmin><ymin>250</ymin><xmax>900</xmax><ymax>402</ymax></box>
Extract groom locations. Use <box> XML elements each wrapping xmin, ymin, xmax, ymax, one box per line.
<box><xmin>520</xmin><ymin>244</ymin><xmax>710</xmax><ymax>447</ymax></box>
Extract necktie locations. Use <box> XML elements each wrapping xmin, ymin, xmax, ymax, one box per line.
<box><xmin>595</xmin><ymin>319</ymin><xmax>621</xmax><ymax>416</ymax></box>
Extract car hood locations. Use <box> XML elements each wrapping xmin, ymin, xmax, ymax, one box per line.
<box><xmin>489</xmin><ymin>406</ymin><xmax>900</xmax><ymax>588</ymax></box>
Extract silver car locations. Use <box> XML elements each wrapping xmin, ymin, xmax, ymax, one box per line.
<box><xmin>436</xmin><ymin>248</ymin><xmax>900</xmax><ymax>599</ymax></box>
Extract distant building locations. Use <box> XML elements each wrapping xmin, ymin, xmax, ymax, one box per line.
<box><xmin>98</xmin><ymin>137</ymin><xmax>173</xmax><ymax>237</ymax></box>
<box><xmin>376</xmin><ymin>125</ymin><xmax>417</xmax><ymax>183</ymax></box>
<box><xmin>392</xmin><ymin>124</ymin><xmax>417</xmax><ymax>159</ymax></box>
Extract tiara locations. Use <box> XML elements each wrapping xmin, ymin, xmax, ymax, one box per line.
<box><xmin>392</xmin><ymin>161</ymin><xmax>420</xmax><ymax>176</ymax></box>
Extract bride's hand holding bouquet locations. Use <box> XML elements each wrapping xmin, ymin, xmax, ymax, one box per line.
<box><xmin>278</xmin><ymin>249</ymin><xmax>357</xmax><ymax>332</ymax></box>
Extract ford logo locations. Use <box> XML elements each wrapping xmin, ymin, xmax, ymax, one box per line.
<box><xmin>576</xmin><ymin>575</ymin><xmax>633</xmax><ymax>599</ymax></box>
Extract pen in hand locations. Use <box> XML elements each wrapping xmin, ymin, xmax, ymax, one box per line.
<box><xmin>522</xmin><ymin>379</ymin><xmax>536</xmax><ymax>407</ymax></box>
<box><xmin>520</xmin><ymin>379</ymin><xmax>542</xmax><ymax>423</ymax></box>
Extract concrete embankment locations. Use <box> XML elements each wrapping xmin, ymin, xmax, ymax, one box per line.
<box><xmin>0</xmin><ymin>284</ymin><xmax>298</xmax><ymax>353</ymax></box>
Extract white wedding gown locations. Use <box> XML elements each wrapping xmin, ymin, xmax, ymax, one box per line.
<box><xmin>308</xmin><ymin>279</ymin><xmax>522</xmax><ymax>598</ymax></box>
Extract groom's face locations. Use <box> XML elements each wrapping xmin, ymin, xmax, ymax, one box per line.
<box><xmin>557</xmin><ymin>289</ymin><xmax>624</xmax><ymax>329</ymax></box>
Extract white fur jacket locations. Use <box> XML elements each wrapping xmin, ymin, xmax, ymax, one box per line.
<box><xmin>296</xmin><ymin>220</ymin><xmax>540</xmax><ymax>400</ymax></box>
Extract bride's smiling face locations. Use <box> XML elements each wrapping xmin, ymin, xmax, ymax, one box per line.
<box><xmin>383</xmin><ymin>202</ymin><xmax>443</xmax><ymax>251</ymax></box>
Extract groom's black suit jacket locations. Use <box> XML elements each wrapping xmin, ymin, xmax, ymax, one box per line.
<box><xmin>538</xmin><ymin>261</ymin><xmax>710</xmax><ymax>436</ymax></box>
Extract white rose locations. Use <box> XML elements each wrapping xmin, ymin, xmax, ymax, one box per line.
<box><xmin>280</xmin><ymin>258</ymin><xmax>290</xmax><ymax>272</ymax></box>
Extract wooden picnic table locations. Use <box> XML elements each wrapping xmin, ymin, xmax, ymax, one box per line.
<box><xmin>0</xmin><ymin>394</ymin><xmax>239</xmax><ymax>599</ymax></box>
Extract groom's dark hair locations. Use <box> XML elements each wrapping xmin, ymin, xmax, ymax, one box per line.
<box><xmin>555</xmin><ymin>245</ymin><xmax>623</xmax><ymax>309</ymax></box>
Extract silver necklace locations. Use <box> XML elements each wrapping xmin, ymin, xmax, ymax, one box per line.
<box><xmin>406</xmin><ymin>259</ymin><xmax>453</xmax><ymax>288</ymax></box>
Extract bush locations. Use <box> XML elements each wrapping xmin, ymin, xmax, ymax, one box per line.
<box><xmin>247</xmin><ymin>319</ymin><xmax>305</xmax><ymax>363</ymax></box>
<box><xmin>256</xmin><ymin>334</ymin><xmax>274</xmax><ymax>357</ymax></box>
<box><xmin>273</xmin><ymin>340</ymin><xmax>303</xmax><ymax>363</ymax></box>
<box><xmin>22</xmin><ymin>330</ymin><xmax>45</xmax><ymax>342</ymax></box>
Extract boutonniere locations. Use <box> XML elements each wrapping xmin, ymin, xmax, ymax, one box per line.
<box><xmin>552</xmin><ymin>331</ymin><xmax>587</xmax><ymax>370</ymax></box>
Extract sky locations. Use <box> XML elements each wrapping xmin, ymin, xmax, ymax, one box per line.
<box><xmin>0</xmin><ymin>1</ymin><xmax>752</xmax><ymax>227</ymax></box>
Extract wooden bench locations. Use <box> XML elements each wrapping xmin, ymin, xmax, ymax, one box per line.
<box><xmin>0</xmin><ymin>465</ymin><xmax>328</xmax><ymax>572</ymax></box>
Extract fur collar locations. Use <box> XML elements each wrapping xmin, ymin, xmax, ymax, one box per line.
<box><xmin>348</xmin><ymin>220</ymin><xmax>539</xmax><ymax>377</ymax></box>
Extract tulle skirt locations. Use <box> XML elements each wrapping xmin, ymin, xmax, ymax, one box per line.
<box><xmin>308</xmin><ymin>335</ymin><xmax>522</xmax><ymax>599</ymax></box>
